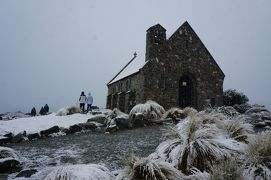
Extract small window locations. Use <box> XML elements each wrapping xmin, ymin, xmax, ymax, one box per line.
<box><xmin>126</xmin><ymin>79</ymin><xmax>130</xmax><ymax>91</ymax></box>
<box><xmin>211</xmin><ymin>98</ymin><xmax>216</xmax><ymax>107</ymax></box>
<box><xmin>159</xmin><ymin>76</ymin><xmax>167</xmax><ymax>90</ymax></box>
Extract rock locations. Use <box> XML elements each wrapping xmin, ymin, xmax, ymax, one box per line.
<box><xmin>69</xmin><ymin>124</ymin><xmax>83</xmax><ymax>134</ymax></box>
<box><xmin>79</xmin><ymin>122</ymin><xmax>97</xmax><ymax>130</ymax></box>
<box><xmin>61</xmin><ymin>128</ymin><xmax>71</xmax><ymax>134</ymax></box>
<box><xmin>27</xmin><ymin>133</ymin><xmax>41</xmax><ymax>141</ymax></box>
<box><xmin>0</xmin><ymin>158</ymin><xmax>21</xmax><ymax>173</ymax></box>
<box><xmin>130</xmin><ymin>113</ymin><xmax>146</xmax><ymax>127</ymax></box>
<box><xmin>91</xmin><ymin>111</ymin><xmax>102</xmax><ymax>115</ymax></box>
<box><xmin>0</xmin><ymin>133</ymin><xmax>13</xmax><ymax>145</ymax></box>
<box><xmin>16</xmin><ymin>169</ymin><xmax>37</xmax><ymax>178</ymax></box>
<box><xmin>115</xmin><ymin>117</ymin><xmax>131</xmax><ymax>129</ymax></box>
<box><xmin>0</xmin><ymin>137</ymin><xmax>11</xmax><ymax>145</ymax></box>
<box><xmin>106</xmin><ymin>124</ymin><xmax>118</xmax><ymax>133</ymax></box>
<box><xmin>0</xmin><ymin>116</ymin><xmax>2</xmax><ymax>120</ymax></box>
<box><xmin>87</xmin><ymin>115</ymin><xmax>107</xmax><ymax>124</ymax></box>
<box><xmin>12</xmin><ymin>133</ymin><xmax>25</xmax><ymax>143</ymax></box>
<box><xmin>40</xmin><ymin>126</ymin><xmax>60</xmax><ymax>137</ymax></box>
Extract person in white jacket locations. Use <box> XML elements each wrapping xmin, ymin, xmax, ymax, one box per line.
<box><xmin>79</xmin><ymin>91</ymin><xmax>87</xmax><ymax>112</ymax></box>
<box><xmin>86</xmin><ymin>92</ymin><xmax>93</xmax><ymax>112</ymax></box>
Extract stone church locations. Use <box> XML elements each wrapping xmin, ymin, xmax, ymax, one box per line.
<box><xmin>107</xmin><ymin>21</ymin><xmax>225</xmax><ymax>113</ymax></box>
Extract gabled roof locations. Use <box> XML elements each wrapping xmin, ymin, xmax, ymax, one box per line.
<box><xmin>107</xmin><ymin>53</ymin><xmax>146</xmax><ymax>85</ymax></box>
<box><xmin>168</xmin><ymin>21</ymin><xmax>225</xmax><ymax>77</ymax></box>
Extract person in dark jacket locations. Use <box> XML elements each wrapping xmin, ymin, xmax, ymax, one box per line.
<box><xmin>79</xmin><ymin>91</ymin><xmax>87</xmax><ymax>112</ymax></box>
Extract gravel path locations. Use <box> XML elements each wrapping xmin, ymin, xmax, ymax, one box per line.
<box><xmin>8</xmin><ymin>125</ymin><xmax>167</xmax><ymax>171</ymax></box>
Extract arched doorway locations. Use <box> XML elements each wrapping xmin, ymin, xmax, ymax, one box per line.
<box><xmin>179</xmin><ymin>75</ymin><xmax>193</xmax><ymax>108</ymax></box>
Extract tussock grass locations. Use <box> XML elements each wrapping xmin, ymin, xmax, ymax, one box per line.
<box><xmin>210</xmin><ymin>159</ymin><xmax>244</xmax><ymax>180</ymax></box>
<box><xmin>129</xmin><ymin>100</ymin><xmax>165</xmax><ymax>121</ymax></box>
<box><xmin>116</xmin><ymin>154</ymin><xmax>185</xmax><ymax>180</ymax></box>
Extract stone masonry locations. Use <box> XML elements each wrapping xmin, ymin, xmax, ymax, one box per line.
<box><xmin>107</xmin><ymin>21</ymin><xmax>225</xmax><ymax>113</ymax></box>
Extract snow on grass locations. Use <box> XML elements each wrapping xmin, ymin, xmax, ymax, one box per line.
<box><xmin>116</xmin><ymin>154</ymin><xmax>185</xmax><ymax>180</ymax></box>
<box><xmin>29</xmin><ymin>164</ymin><xmax>114</xmax><ymax>180</ymax></box>
<box><xmin>129</xmin><ymin>100</ymin><xmax>165</xmax><ymax>121</ymax></box>
<box><xmin>0</xmin><ymin>112</ymin><xmax>95</xmax><ymax>135</ymax></box>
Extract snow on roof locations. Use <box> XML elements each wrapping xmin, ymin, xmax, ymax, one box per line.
<box><xmin>108</xmin><ymin>53</ymin><xmax>146</xmax><ymax>85</ymax></box>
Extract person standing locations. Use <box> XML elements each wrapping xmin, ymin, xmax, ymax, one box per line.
<box><xmin>79</xmin><ymin>91</ymin><xmax>87</xmax><ymax>112</ymax></box>
<box><xmin>86</xmin><ymin>92</ymin><xmax>93</xmax><ymax>112</ymax></box>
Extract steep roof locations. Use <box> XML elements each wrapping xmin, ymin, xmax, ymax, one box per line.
<box><xmin>107</xmin><ymin>53</ymin><xmax>146</xmax><ymax>85</ymax></box>
<box><xmin>168</xmin><ymin>21</ymin><xmax>225</xmax><ymax>77</ymax></box>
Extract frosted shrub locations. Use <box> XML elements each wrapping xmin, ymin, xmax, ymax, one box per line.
<box><xmin>243</xmin><ymin>131</ymin><xmax>271</xmax><ymax>180</ymax></box>
<box><xmin>56</xmin><ymin>106</ymin><xmax>80</xmax><ymax>116</ymax></box>
<box><xmin>162</xmin><ymin>107</ymin><xmax>197</xmax><ymax>121</ymax></box>
<box><xmin>116</xmin><ymin>155</ymin><xmax>185</xmax><ymax>180</ymax></box>
<box><xmin>44</xmin><ymin>164</ymin><xmax>114</xmax><ymax>180</ymax></box>
<box><xmin>223</xmin><ymin>89</ymin><xmax>249</xmax><ymax>106</ymax></box>
<box><xmin>129</xmin><ymin>100</ymin><xmax>165</xmax><ymax>122</ymax></box>
<box><xmin>245</xmin><ymin>105</ymin><xmax>271</xmax><ymax>120</ymax></box>
<box><xmin>218</xmin><ymin>117</ymin><xmax>254</xmax><ymax>143</ymax></box>
<box><xmin>157</xmin><ymin>115</ymin><xmax>242</xmax><ymax>174</ymax></box>
<box><xmin>215</xmin><ymin>106</ymin><xmax>240</xmax><ymax>117</ymax></box>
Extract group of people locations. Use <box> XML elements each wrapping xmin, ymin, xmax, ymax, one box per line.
<box><xmin>79</xmin><ymin>91</ymin><xmax>93</xmax><ymax>112</ymax></box>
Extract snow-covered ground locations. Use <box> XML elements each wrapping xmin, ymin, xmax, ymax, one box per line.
<box><xmin>0</xmin><ymin>113</ymin><xmax>94</xmax><ymax>136</ymax></box>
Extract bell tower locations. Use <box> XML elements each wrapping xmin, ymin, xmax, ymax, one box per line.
<box><xmin>145</xmin><ymin>24</ymin><xmax>166</xmax><ymax>61</ymax></box>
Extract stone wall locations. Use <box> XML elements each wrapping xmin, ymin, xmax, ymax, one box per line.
<box><xmin>107</xmin><ymin>21</ymin><xmax>225</xmax><ymax>112</ymax></box>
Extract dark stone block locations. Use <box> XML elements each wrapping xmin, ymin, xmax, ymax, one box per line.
<box><xmin>27</xmin><ymin>133</ymin><xmax>41</xmax><ymax>141</ymax></box>
<box><xmin>87</xmin><ymin>115</ymin><xmax>107</xmax><ymax>124</ymax></box>
<box><xmin>12</xmin><ymin>133</ymin><xmax>25</xmax><ymax>143</ymax></box>
<box><xmin>115</xmin><ymin>117</ymin><xmax>131</xmax><ymax>129</ymax></box>
<box><xmin>69</xmin><ymin>124</ymin><xmax>83</xmax><ymax>134</ymax></box>
<box><xmin>40</xmin><ymin>126</ymin><xmax>60</xmax><ymax>137</ymax></box>
<box><xmin>16</xmin><ymin>169</ymin><xmax>37</xmax><ymax>178</ymax></box>
<box><xmin>79</xmin><ymin>122</ymin><xmax>97</xmax><ymax>130</ymax></box>
<box><xmin>0</xmin><ymin>159</ymin><xmax>21</xmax><ymax>173</ymax></box>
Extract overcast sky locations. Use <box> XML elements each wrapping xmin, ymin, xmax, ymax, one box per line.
<box><xmin>0</xmin><ymin>0</ymin><xmax>270</xmax><ymax>113</ymax></box>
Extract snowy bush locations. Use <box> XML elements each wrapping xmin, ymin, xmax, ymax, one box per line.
<box><xmin>129</xmin><ymin>100</ymin><xmax>165</xmax><ymax>122</ymax></box>
<box><xmin>243</xmin><ymin>131</ymin><xmax>271</xmax><ymax>180</ymax></box>
<box><xmin>56</xmin><ymin>106</ymin><xmax>80</xmax><ymax>116</ymax></box>
<box><xmin>116</xmin><ymin>154</ymin><xmax>185</xmax><ymax>180</ymax></box>
<box><xmin>43</xmin><ymin>164</ymin><xmax>114</xmax><ymax>180</ymax></box>
<box><xmin>215</xmin><ymin>106</ymin><xmax>240</xmax><ymax>117</ymax></box>
<box><xmin>224</xmin><ymin>89</ymin><xmax>249</xmax><ymax>106</ymax></box>
<box><xmin>245</xmin><ymin>105</ymin><xmax>271</xmax><ymax>118</ymax></box>
<box><xmin>234</xmin><ymin>103</ymin><xmax>252</xmax><ymax>114</ymax></box>
<box><xmin>107</xmin><ymin>108</ymin><xmax>128</xmax><ymax>120</ymax></box>
<box><xmin>217</xmin><ymin>117</ymin><xmax>254</xmax><ymax>143</ymax></box>
<box><xmin>162</xmin><ymin>107</ymin><xmax>197</xmax><ymax>120</ymax></box>
<box><xmin>156</xmin><ymin>114</ymin><xmax>243</xmax><ymax>174</ymax></box>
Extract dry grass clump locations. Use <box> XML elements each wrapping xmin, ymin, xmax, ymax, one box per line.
<box><xmin>209</xmin><ymin>159</ymin><xmax>244</xmax><ymax>180</ymax></box>
<box><xmin>116</xmin><ymin>154</ymin><xmax>185</xmax><ymax>180</ymax></box>
<box><xmin>218</xmin><ymin>117</ymin><xmax>253</xmax><ymax>143</ymax></box>
<box><xmin>156</xmin><ymin>114</ymin><xmax>242</xmax><ymax>175</ymax></box>
<box><xmin>162</xmin><ymin>107</ymin><xmax>197</xmax><ymax>120</ymax></box>
<box><xmin>129</xmin><ymin>100</ymin><xmax>165</xmax><ymax>121</ymax></box>
<box><xmin>243</xmin><ymin>131</ymin><xmax>271</xmax><ymax>179</ymax></box>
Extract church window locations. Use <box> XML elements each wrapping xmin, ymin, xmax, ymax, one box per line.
<box><xmin>159</xmin><ymin>76</ymin><xmax>167</xmax><ymax>90</ymax></box>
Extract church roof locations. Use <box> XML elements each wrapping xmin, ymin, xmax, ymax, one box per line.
<box><xmin>107</xmin><ymin>53</ymin><xmax>146</xmax><ymax>85</ymax></box>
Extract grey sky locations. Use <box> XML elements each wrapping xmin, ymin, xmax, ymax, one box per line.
<box><xmin>0</xmin><ymin>0</ymin><xmax>270</xmax><ymax>113</ymax></box>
